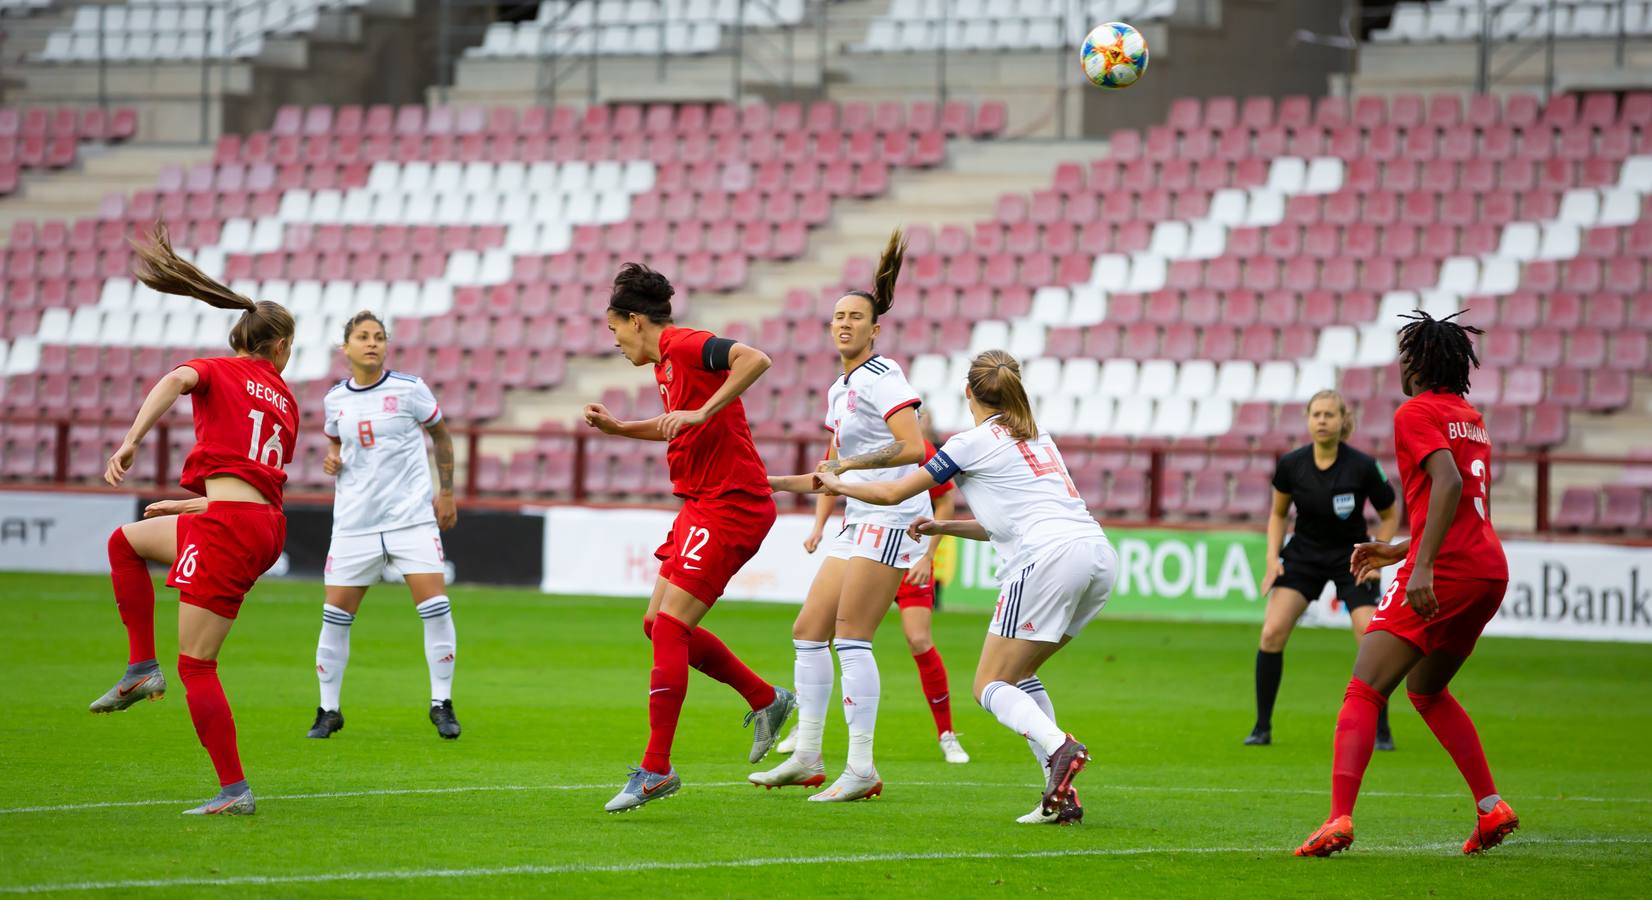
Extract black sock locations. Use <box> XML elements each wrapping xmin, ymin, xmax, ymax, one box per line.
<box><xmin>1376</xmin><ymin>702</ymin><xmax>1392</xmax><ymax>739</ymax></box>
<box><xmin>1254</xmin><ymin>650</ymin><xmax>1284</xmax><ymax>731</ymax></box>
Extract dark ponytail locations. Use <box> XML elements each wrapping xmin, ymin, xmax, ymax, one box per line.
<box><xmin>132</xmin><ymin>221</ymin><xmax>294</xmax><ymax>357</ymax></box>
<box><xmin>609</xmin><ymin>262</ymin><xmax>674</xmax><ymax>324</ymax></box>
<box><xmin>843</xmin><ymin>227</ymin><xmax>907</xmax><ymax>321</ymax></box>
<box><xmin>967</xmin><ymin>349</ymin><xmax>1038</xmax><ymax>441</ymax></box>
<box><xmin>1397</xmin><ymin>309</ymin><xmax>1483</xmax><ymax>396</ymax></box>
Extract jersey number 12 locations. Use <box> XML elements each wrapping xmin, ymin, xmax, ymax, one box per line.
<box><xmin>246</xmin><ymin>410</ymin><xmax>285</xmax><ymax>468</ymax></box>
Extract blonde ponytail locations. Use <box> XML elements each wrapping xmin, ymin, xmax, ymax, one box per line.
<box><xmin>967</xmin><ymin>349</ymin><xmax>1038</xmax><ymax>440</ymax></box>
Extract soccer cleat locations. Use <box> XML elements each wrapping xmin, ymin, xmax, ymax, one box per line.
<box><xmin>1041</xmin><ymin>735</ymin><xmax>1089</xmax><ymax>815</ymax></box>
<box><xmin>1243</xmin><ymin>726</ymin><xmax>1272</xmax><ymax>746</ymax></box>
<box><xmin>743</xmin><ymin>686</ymin><xmax>796</xmax><ymax>763</ymax></box>
<box><xmin>604</xmin><ymin>766</ymin><xmax>681</xmax><ymax>813</ymax></box>
<box><xmin>775</xmin><ymin>724</ymin><xmax>798</xmax><ymax>755</ymax></box>
<box><xmin>1375</xmin><ymin>731</ymin><xmax>1396</xmax><ymax>752</ymax></box>
<box><xmin>88</xmin><ymin>670</ymin><xmax>166</xmax><ymax>714</ymax></box>
<box><xmin>748</xmin><ymin>753</ymin><xmax>826</xmax><ymax>790</ymax></box>
<box><xmin>183</xmin><ymin>787</ymin><xmax>255</xmax><ymax>816</ymax></box>
<box><xmin>430</xmin><ymin>699</ymin><xmax>461</xmax><ymax>739</ymax></box>
<box><xmin>306</xmin><ymin>707</ymin><xmax>343</xmax><ymax>739</ymax></box>
<box><xmin>808</xmin><ymin>766</ymin><xmax>883</xmax><ymax>802</ymax></box>
<box><xmin>1017</xmin><ymin>787</ymin><xmax>1083</xmax><ymax>825</ymax></box>
<box><xmin>1463</xmin><ymin>800</ymin><xmax>1519</xmax><ymax>854</ymax></box>
<box><xmin>1295</xmin><ymin>815</ymin><xmax>1354</xmax><ymax>857</ymax></box>
<box><xmin>938</xmin><ymin>730</ymin><xmax>970</xmax><ymax>764</ymax></box>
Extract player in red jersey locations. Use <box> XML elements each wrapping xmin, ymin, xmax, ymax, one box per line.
<box><xmin>582</xmin><ymin>262</ymin><xmax>795</xmax><ymax>813</ymax></box>
<box><xmin>88</xmin><ymin>224</ymin><xmax>298</xmax><ymax>816</ymax></box>
<box><xmin>1296</xmin><ymin>311</ymin><xmax>1516</xmax><ymax>858</ymax></box>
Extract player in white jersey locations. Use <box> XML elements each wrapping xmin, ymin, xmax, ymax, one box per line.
<box><xmin>306</xmin><ymin>311</ymin><xmax>462</xmax><ymax>741</ymax></box>
<box><xmin>750</xmin><ymin>230</ymin><xmax>955</xmax><ymax>800</ymax></box>
<box><xmin>809</xmin><ymin>350</ymin><xmax>1117</xmax><ymax>825</ymax></box>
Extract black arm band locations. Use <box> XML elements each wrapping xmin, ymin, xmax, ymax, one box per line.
<box><xmin>703</xmin><ymin>337</ymin><xmax>736</xmax><ymax>371</ymax></box>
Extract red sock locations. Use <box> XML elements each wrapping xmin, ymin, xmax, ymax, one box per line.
<box><xmin>1330</xmin><ymin>677</ymin><xmax>1386</xmax><ymax>819</ymax></box>
<box><xmin>108</xmin><ymin>529</ymin><xmax>155</xmax><ymax>665</ymax></box>
<box><xmin>177</xmin><ymin>653</ymin><xmax>244</xmax><ymax>787</ymax></box>
<box><xmin>641</xmin><ymin>612</ymin><xmax>691</xmax><ymax>775</ymax></box>
<box><xmin>912</xmin><ymin>646</ymin><xmax>954</xmax><ymax>736</ymax></box>
<box><xmin>1408</xmin><ymin>689</ymin><xmax>1497</xmax><ymax>802</ymax></box>
<box><xmin>689</xmin><ymin>627</ymin><xmax>776</xmax><ymax>712</ymax></box>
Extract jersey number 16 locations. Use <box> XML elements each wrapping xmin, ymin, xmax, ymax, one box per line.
<box><xmin>246</xmin><ymin>410</ymin><xmax>285</xmax><ymax>468</ymax></box>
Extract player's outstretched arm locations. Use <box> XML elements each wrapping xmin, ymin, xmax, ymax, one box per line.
<box><xmin>1350</xmin><ymin>539</ymin><xmax>1406</xmax><ymax>583</ymax></box>
<box><xmin>822</xmin><ymin>406</ymin><xmax>926</xmax><ymax>474</ymax></box>
<box><xmin>583</xmin><ymin>403</ymin><xmax>668</xmax><ymax>441</ymax></box>
<box><xmin>769</xmin><ymin>473</ymin><xmax>825</xmax><ymax>493</ymax></box>
<box><xmin>659</xmin><ymin>341</ymin><xmax>772</xmax><ymax>440</ymax></box>
<box><xmin>107</xmin><ymin>366</ymin><xmax>199</xmax><ymax>486</ymax></box>
<box><xmin>816</xmin><ymin>469</ymin><xmax>933</xmax><ymax>506</ymax></box>
<box><xmin>909</xmin><ymin>514</ymin><xmax>989</xmax><ymax>542</ymax></box>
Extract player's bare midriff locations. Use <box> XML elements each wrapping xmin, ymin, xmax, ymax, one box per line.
<box><xmin>204</xmin><ymin>475</ymin><xmax>271</xmax><ymax>505</ymax></box>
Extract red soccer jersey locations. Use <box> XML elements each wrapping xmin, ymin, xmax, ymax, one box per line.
<box><xmin>653</xmin><ymin>326</ymin><xmax>770</xmax><ymax>501</ymax></box>
<box><xmin>1391</xmin><ymin>390</ymin><xmax>1507</xmax><ymax>581</ymax></box>
<box><xmin>176</xmin><ymin>356</ymin><xmax>298</xmax><ymax>505</ymax></box>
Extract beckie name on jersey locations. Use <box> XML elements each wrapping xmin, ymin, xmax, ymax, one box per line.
<box><xmin>246</xmin><ymin>379</ymin><xmax>290</xmax><ymax>413</ymax></box>
<box><xmin>1446</xmin><ymin>421</ymin><xmax>1489</xmax><ymax>443</ymax></box>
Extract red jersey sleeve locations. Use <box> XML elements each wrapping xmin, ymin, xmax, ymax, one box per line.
<box><xmin>665</xmin><ymin>328</ymin><xmax>713</xmax><ymax>371</ymax></box>
<box><xmin>178</xmin><ymin>358</ymin><xmax>215</xmax><ymax>395</ymax></box>
<box><xmin>1393</xmin><ymin>400</ymin><xmax>1450</xmax><ymax>475</ymax></box>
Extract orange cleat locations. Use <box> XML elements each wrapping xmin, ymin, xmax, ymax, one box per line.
<box><xmin>1295</xmin><ymin>815</ymin><xmax>1354</xmax><ymax>857</ymax></box>
<box><xmin>1463</xmin><ymin>800</ymin><xmax>1519</xmax><ymax>854</ymax></box>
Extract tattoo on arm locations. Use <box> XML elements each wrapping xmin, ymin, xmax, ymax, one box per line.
<box><xmin>831</xmin><ymin>440</ymin><xmax>906</xmax><ymax>473</ymax></box>
<box><xmin>430</xmin><ymin>423</ymin><xmax>455</xmax><ymax>493</ymax></box>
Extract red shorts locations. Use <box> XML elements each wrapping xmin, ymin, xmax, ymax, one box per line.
<box><xmin>167</xmin><ymin>501</ymin><xmax>286</xmax><ymax>619</ymax></box>
<box><xmin>654</xmin><ymin>494</ymin><xmax>777</xmax><ymax>606</ymax></box>
<box><xmin>894</xmin><ymin>577</ymin><xmax>934</xmax><ymax>610</ymax></box>
<box><xmin>1366</xmin><ymin>574</ymin><xmax>1508</xmax><ymax>657</ymax></box>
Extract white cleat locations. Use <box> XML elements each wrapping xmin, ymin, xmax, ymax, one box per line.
<box><xmin>939</xmin><ymin>731</ymin><xmax>970</xmax><ymax>764</ymax></box>
<box><xmin>183</xmin><ymin>789</ymin><xmax>255</xmax><ymax>816</ymax></box>
<box><xmin>775</xmin><ymin>725</ymin><xmax>798</xmax><ymax>755</ymax></box>
<box><xmin>1017</xmin><ymin>804</ymin><xmax>1061</xmax><ymax>824</ymax></box>
<box><xmin>808</xmin><ymin>766</ymin><xmax>883</xmax><ymax>802</ymax></box>
<box><xmin>749</xmin><ymin>753</ymin><xmax>826</xmax><ymax>790</ymax></box>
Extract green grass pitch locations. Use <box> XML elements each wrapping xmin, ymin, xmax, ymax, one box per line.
<box><xmin>4</xmin><ymin>571</ymin><xmax>1650</xmax><ymax>896</ymax></box>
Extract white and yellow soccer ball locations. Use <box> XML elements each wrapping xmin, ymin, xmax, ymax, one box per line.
<box><xmin>1080</xmin><ymin>21</ymin><xmax>1149</xmax><ymax>90</ymax></box>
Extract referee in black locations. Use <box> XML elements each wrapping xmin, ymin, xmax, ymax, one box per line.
<box><xmin>1246</xmin><ymin>390</ymin><xmax>1399</xmax><ymax>749</ymax></box>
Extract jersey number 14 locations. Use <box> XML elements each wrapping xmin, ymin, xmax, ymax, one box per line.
<box><xmin>245</xmin><ymin>410</ymin><xmax>286</xmax><ymax>468</ymax></box>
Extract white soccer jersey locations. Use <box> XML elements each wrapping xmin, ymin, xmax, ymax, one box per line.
<box><xmin>323</xmin><ymin>371</ymin><xmax>442</xmax><ymax>537</ymax></box>
<box><xmin>824</xmin><ymin>354</ymin><xmax>932</xmax><ymax>528</ymax></box>
<box><xmin>924</xmin><ymin>416</ymin><xmax>1103</xmax><ymax>576</ymax></box>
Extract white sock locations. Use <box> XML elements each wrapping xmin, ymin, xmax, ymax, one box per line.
<box><xmin>416</xmin><ymin>596</ymin><xmax>456</xmax><ymax>704</ymax></box>
<box><xmin>316</xmin><ymin>605</ymin><xmax>353</xmax><ymax>712</ymax></box>
<box><xmin>793</xmin><ymin>639</ymin><xmax>833</xmax><ymax>766</ymax></box>
<box><xmin>1017</xmin><ymin>676</ymin><xmax>1056</xmax><ymax>770</ymax></box>
<box><xmin>835</xmin><ymin>638</ymin><xmax>880</xmax><ymax>774</ymax></box>
<box><xmin>982</xmin><ymin>680</ymin><xmax>1065</xmax><ymax>757</ymax></box>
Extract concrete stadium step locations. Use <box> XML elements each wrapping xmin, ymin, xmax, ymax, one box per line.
<box><xmin>0</xmin><ymin>143</ymin><xmax>215</xmax><ymax>241</ymax></box>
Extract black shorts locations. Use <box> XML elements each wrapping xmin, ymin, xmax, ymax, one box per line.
<box><xmin>1274</xmin><ymin>543</ymin><xmax>1380</xmax><ymax>610</ymax></box>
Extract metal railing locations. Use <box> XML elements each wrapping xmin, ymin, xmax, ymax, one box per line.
<box><xmin>4</xmin><ymin>415</ymin><xmax>1648</xmax><ymax>535</ymax></box>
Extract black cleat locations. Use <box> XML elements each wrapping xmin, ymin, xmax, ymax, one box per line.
<box><xmin>430</xmin><ymin>699</ymin><xmax>461</xmax><ymax>739</ymax></box>
<box><xmin>1375</xmin><ymin>731</ymin><xmax>1396</xmax><ymax>752</ymax></box>
<box><xmin>1041</xmin><ymin>735</ymin><xmax>1090</xmax><ymax>815</ymax></box>
<box><xmin>1244</xmin><ymin>726</ymin><xmax>1272</xmax><ymax>746</ymax></box>
<box><xmin>307</xmin><ymin>707</ymin><xmax>343</xmax><ymax>739</ymax></box>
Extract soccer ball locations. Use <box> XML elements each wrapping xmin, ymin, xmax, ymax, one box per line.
<box><xmin>1080</xmin><ymin>22</ymin><xmax>1149</xmax><ymax>90</ymax></box>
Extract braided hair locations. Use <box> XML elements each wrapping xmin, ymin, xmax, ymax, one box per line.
<box><xmin>1397</xmin><ymin>310</ymin><xmax>1483</xmax><ymax>396</ymax></box>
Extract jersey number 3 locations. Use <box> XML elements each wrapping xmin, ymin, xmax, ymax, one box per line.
<box><xmin>246</xmin><ymin>410</ymin><xmax>285</xmax><ymax>468</ymax></box>
<box><xmin>1017</xmin><ymin>441</ymin><xmax>1079</xmax><ymax>498</ymax></box>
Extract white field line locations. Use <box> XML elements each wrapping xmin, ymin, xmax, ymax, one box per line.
<box><xmin>3</xmin><ymin>779</ymin><xmax>1646</xmax><ymax>816</ymax></box>
<box><xmin>4</xmin><ymin>838</ymin><xmax>1651</xmax><ymax>894</ymax></box>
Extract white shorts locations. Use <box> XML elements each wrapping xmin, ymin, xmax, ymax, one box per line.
<box><xmin>826</xmin><ymin>521</ymin><xmax>930</xmax><ymax>570</ymax></box>
<box><xmin>990</xmin><ymin>537</ymin><xmax>1118</xmax><ymax>643</ymax></box>
<box><xmin>325</xmin><ymin>522</ymin><xmax>446</xmax><ymax>587</ymax></box>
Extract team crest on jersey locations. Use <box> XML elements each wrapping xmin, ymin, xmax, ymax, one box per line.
<box><xmin>383</xmin><ymin>396</ymin><xmax>399</xmax><ymax>413</ymax></box>
<box><xmin>1333</xmin><ymin>492</ymin><xmax>1356</xmax><ymax>519</ymax></box>
<box><xmin>846</xmin><ymin>389</ymin><xmax>858</xmax><ymax>412</ymax></box>
<box><xmin>663</xmin><ymin>360</ymin><xmax>675</xmax><ymax>383</ymax></box>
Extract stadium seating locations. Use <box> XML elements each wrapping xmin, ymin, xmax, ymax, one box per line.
<box><xmin>1373</xmin><ymin>1</ymin><xmax>1652</xmax><ymax>43</ymax></box>
<box><xmin>466</xmin><ymin>0</ymin><xmax>805</xmax><ymax>59</ymax></box>
<box><xmin>856</xmin><ymin>0</ymin><xmax>1177</xmax><ymax>53</ymax></box>
<box><xmin>0</xmin><ymin>106</ymin><xmax>139</xmax><ymax>195</ymax></box>
<box><xmin>37</xmin><ymin>0</ymin><xmax>369</xmax><ymax>63</ymax></box>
